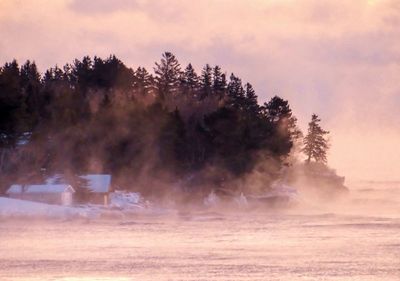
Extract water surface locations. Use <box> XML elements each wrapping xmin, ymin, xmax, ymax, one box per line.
<box><xmin>1</xmin><ymin>182</ymin><xmax>399</xmax><ymax>281</ymax></box>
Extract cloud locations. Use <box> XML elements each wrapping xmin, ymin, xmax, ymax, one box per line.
<box><xmin>68</xmin><ymin>0</ymin><xmax>140</xmax><ymax>15</ymax></box>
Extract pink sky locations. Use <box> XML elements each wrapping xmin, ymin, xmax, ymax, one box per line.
<box><xmin>1</xmin><ymin>0</ymin><xmax>399</xmax><ymax>180</ymax></box>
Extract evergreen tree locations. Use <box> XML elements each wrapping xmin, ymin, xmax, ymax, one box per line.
<box><xmin>243</xmin><ymin>83</ymin><xmax>259</xmax><ymax>115</ymax></box>
<box><xmin>70</xmin><ymin>56</ymin><xmax>93</xmax><ymax>91</ymax></box>
<box><xmin>97</xmin><ymin>55</ymin><xmax>135</xmax><ymax>91</ymax></box>
<box><xmin>134</xmin><ymin>66</ymin><xmax>155</xmax><ymax>97</ymax></box>
<box><xmin>227</xmin><ymin>73</ymin><xmax>245</xmax><ymax>110</ymax></box>
<box><xmin>43</xmin><ymin>66</ymin><xmax>65</xmax><ymax>85</ymax></box>
<box><xmin>212</xmin><ymin>65</ymin><xmax>226</xmax><ymax>100</ymax></box>
<box><xmin>20</xmin><ymin>60</ymin><xmax>42</xmax><ymax>128</ymax></box>
<box><xmin>0</xmin><ymin>60</ymin><xmax>29</xmax><ymax>148</ymax></box>
<box><xmin>181</xmin><ymin>63</ymin><xmax>199</xmax><ymax>97</ymax></box>
<box><xmin>199</xmin><ymin>64</ymin><xmax>212</xmax><ymax>100</ymax></box>
<box><xmin>302</xmin><ymin>114</ymin><xmax>329</xmax><ymax>163</ymax></box>
<box><xmin>41</xmin><ymin>66</ymin><xmax>70</xmax><ymax>121</ymax></box>
<box><xmin>263</xmin><ymin>96</ymin><xmax>302</xmax><ymax>140</ymax></box>
<box><xmin>154</xmin><ymin>52</ymin><xmax>182</xmax><ymax>100</ymax></box>
<box><xmin>20</xmin><ymin>60</ymin><xmax>41</xmax><ymax>88</ymax></box>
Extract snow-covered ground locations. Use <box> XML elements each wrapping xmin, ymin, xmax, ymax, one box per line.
<box><xmin>109</xmin><ymin>190</ymin><xmax>146</xmax><ymax>209</ymax></box>
<box><xmin>0</xmin><ymin>191</ymin><xmax>153</xmax><ymax>219</ymax></box>
<box><xmin>0</xmin><ymin>185</ymin><xmax>300</xmax><ymax>219</ymax></box>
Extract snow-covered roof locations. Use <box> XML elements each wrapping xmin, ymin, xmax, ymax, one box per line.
<box><xmin>45</xmin><ymin>174</ymin><xmax>66</xmax><ymax>185</ymax></box>
<box><xmin>43</xmin><ymin>174</ymin><xmax>111</xmax><ymax>193</ymax></box>
<box><xmin>7</xmin><ymin>184</ymin><xmax>75</xmax><ymax>194</ymax></box>
<box><xmin>80</xmin><ymin>174</ymin><xmax>111</xmax><ymax>193</ymax></box>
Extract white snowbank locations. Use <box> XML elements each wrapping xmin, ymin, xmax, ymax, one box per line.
<box><xmin>0</xmin><ymin>197</ymin><xmax>99</xmax><ymax>219</ymax></box>
<box><xmin>109</xmin><ymin>190</ymin><xmax>147</xmax><ymax>210</ymax></box>
<box><xmin>0</xmin><ymin>191</ymin><xmax>156</xmax><ymax>219</ymax></box>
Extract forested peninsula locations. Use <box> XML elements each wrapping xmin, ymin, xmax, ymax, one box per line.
<box><xmin>0</xmin><ymin>52</ymin><xmax>343</xmax><ymax>201</ymax></box>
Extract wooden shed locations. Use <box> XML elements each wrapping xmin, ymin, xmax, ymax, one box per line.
<box><xmin>80</xmin><ymin>174</ymin><xmax>112</xmax><ymax>206</ymax></box>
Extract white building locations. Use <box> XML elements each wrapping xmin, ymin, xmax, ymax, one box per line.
<box><xmin>6</xmin><ymin>184</ymin><xmax>75</xmax><ymax>206</ymax></box>
<box><xmin>46</xmin><ymin>174</ymin><xmax>112</xmax><ymax>205</ymax></box>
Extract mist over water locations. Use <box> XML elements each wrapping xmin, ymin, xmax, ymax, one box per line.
<box><xmin>1</xmin><ymin>0</ymin><xmax>399</xmax><ymax>280</ymax></box>
<box><xmin>1</xmin><ymin>181</ymin><xmax>399</xmax><ymax>281</ymax></box>
<box><xmin>290</xmin><ymin>180</ymin><xmax>400</xmax><ymax>219</ymax></box>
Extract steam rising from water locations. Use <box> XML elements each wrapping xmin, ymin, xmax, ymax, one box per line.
<box><xmin>0</xmin><ymin>181</ymin><xmax>399</xmax><ymax>281</ymax></box>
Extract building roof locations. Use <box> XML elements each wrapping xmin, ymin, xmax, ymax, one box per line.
<box><xmin>80</xmin><ymin>174</ymin><xmax>111</xmax><ymax>193</ymax></box>
<box><xmin>45</xmin><ymin>174</ymin><xmax>65</xmax><ymax>185</ymax></box>
<box><xmin>7</xmin><ymin>184</ymin><xmax>75</xmax><ymax>194</ymax></box>
<box><xmin>42</xmin><ymin>174</ymin><xmax>111</xmax><ymax>193</ymax></box>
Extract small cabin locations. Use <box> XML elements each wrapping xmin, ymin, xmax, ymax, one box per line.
<box><xmin>80</xmin><ymin>174</ymin><xmax>112</xmax><ymax>206</ymax></box>
<box><xmin>6</xmin><ymin>184</ymin><xmax>75</xmax><ymax>206</ymax></box>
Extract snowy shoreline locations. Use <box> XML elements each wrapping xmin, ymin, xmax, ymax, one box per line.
<box><xmin>0</xmin><ymin>186</ymin><xmax>299</xmax><ymax>220</ymax></box>
<box><xmin>0</xmin><ymin>197</ymin><xmax>156</xmax><ymax>220</ymax></box>
<box><xmin>0</xmin><ymin>197</ymin><xmax>100</xmax><ymax>219</ymax></box>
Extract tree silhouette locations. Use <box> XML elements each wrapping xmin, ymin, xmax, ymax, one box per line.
<box><xmin>227</xmin><ymin>73</ymin><xmax>245</xmax><ymax>110</ymax></box>
<box><xmin>134</xmin><ymin>66</ymin><xmax>155</xmax><ymax>98</ymax></box>
<box><xmin>263</xmin><ymin>96</ymin><xmax>302</xmax><ymax>141</ymax></box>
<box><xmin>0</xmin><ymin>53</ymin><xmax>309</xmax><ymax>196</ymax></box>
<box><xmin>303</xmin><ymin>114</ymin><xmax>329</xmax><ymax>163</ymax></box>
<box><xmin>154</xmin><ymin>52</ymin><xmax>181</xmax><ymax>101</ymax></box>
<box><xmin>181</xmin><ymin>63</ymin><xmax>199</xmax><ymax>98</ymax></box>
<box><xmin>243</xmin><ymin>83</ymin><xmax>259</xmax><ymax>115</ymax></box>
<box><xmin>212</xmin><ymin>65</ymin><xmax>226</xmax><ymax>100</ymax></box>
<box><xmin>199</xmin><ymin>64</ymin><xmax>212</xmax><ymax>100</ymax></box>
<box><xmin>0</xmin><ymin>60</ymin><xmax>30</xmax><ymax>149</ymax></box>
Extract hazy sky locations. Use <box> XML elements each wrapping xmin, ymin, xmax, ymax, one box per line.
<box><xmin>1</xmin><ymin>0</ymin><xmax>399</xmax><ymax>181</ymax></box>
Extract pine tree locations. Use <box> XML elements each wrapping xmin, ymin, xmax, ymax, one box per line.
<box><xmin>20</xmin><ymin>60</ymin><xmax>41</xmax><ymax>87</ymax></box>
<box><xmin>154</xmin><ymin>52</ymin><xmax>182</xmax><ymax>100</ymax></box>
<box><xmin>181</xmin><ymin>63</ymin><xmax>199</xmax><ymax>97</ymax></box>
<box><xmin>71</xmin><ymin>56</ymin><xmax>93</xmax><ymax>91</ymax></box>
<box><xmin>212</xmin><ymin>65</ymin><xmax>226</xmax><ymax>100</ymax></box>
<box><xmin>227</xmin><ymin>73</ymin><xmax>245</xmax><ymax>110</ymax></box>
<box><xmin>0</xmin><ymin>60</ymin><xmax>29</xmax><ymax>148</ymax></box>
<box><xmin>20</xmin><ymin>60</ymin><xmax>42</xmax><ymax>128</ymax></box>
<box><xmin>134</xmin><ymin>66</ymin><xmax>155</xmax><ymax>97</ymax></box>
<box><xmin>243</xmin><ymin>83</ymin><xmax>259</xmax><ymax>115</ymax></box>
<box><xmin>302</xmin><ymin>114</ymin><xmax>329</xmax><ymax>163</ymax></box>
<box><xmin>92</xmin><ymin>55</ymin><xmax>134</xmax><ymax>91</ymax></box>
<box><xmin>263</xmin><ymin>96</ymin><xmax>302</xmax><ymax>140</ymax></box>
<box><xmin>199</xmin><ymin>64</ymin><xmax>212</xmax><ymax>100</ymax></box>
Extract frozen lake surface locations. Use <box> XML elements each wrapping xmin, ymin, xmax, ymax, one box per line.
<box><xmin>0</xmin><ymin>181</ymin><xmax>399</xmax><ymax>281</ymax></box>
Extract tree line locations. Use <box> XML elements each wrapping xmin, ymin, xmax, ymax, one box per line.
<box><xmin>0</xmin><ymin>52</ymin><xmax>329</xmax><ymax>197</ymax></box>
